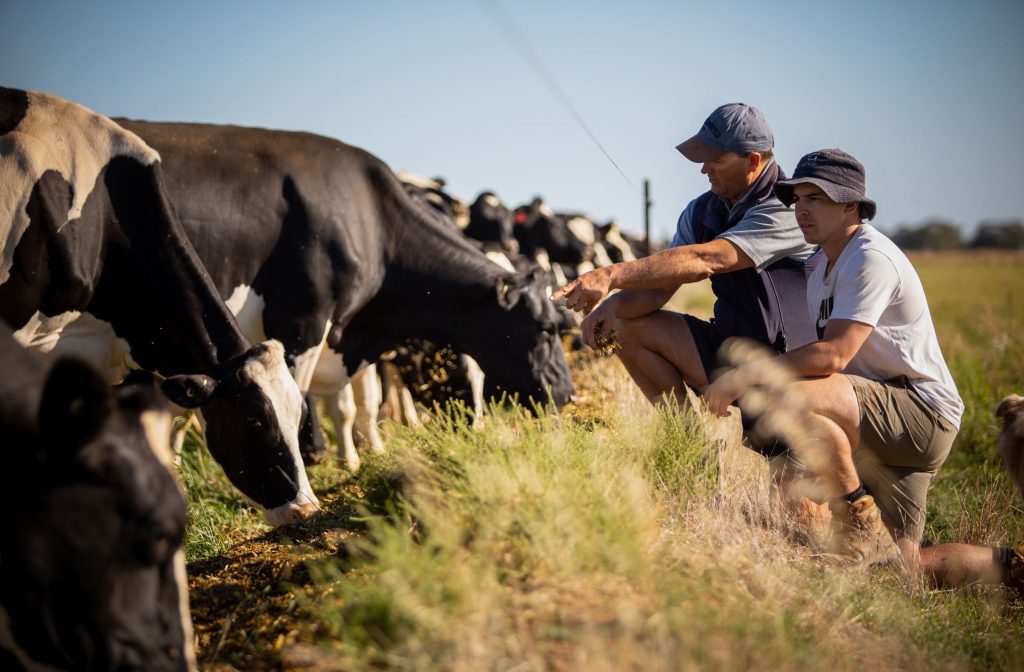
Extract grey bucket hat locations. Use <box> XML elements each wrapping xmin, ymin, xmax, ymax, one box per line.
<box><xmin>774</xmin><ymin>149</ymin><xmax>877</xmax><ymax>221</ymax></box>
<box><xmin>676</xmin><ymin>103</ymin><xmax>774</xmax><ymax>162</ymax></box>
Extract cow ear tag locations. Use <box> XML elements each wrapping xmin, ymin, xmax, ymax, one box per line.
<box><xmin>161</xmin><ymin>375</ymin><xmax>217</xmax><ymax>409</ymax></box>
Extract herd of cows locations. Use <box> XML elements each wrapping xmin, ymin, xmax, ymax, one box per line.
<box><xmin>0</xmin><ymin>86</ymin><xmax>649</xmax><ymax>670</ymax></box>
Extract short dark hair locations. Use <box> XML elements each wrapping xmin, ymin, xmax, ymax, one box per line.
<box><xmin>750</xmin><ymin>149</ymin><xmax>773</xmax><ymax>164</ymax></box>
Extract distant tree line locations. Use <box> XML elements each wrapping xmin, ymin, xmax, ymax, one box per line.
<box><xmin>888</xmin><ymin>219</ymin><xmax>1024</xmax><ymax>250</ymax></box>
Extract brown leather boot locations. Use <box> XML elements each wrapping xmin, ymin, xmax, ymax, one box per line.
<box><xmin>828</xmin><ymin>495</ymin><xmax>894</xmax><ymax>567</ymax></box>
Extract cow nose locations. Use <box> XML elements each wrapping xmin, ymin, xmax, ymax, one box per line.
<box><xmin>278</xmin><ymin>502</ymin><xmax>319</xmax><ymax>524</ymax></box>
<box><xmin>263</xmin><ymin>500</ymin><xmax>320</xmax><ymax>526</ymax></box>
<box><xmin>294</xmin><ymin>501</ymin><xmax>319</xmax><ymax>519</ymax></box>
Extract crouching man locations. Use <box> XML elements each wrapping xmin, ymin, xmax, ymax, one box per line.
<box><xmin>705</xmin><ymin>149</ymin><xmax>1022</xmax><ymax>589</ymax></box>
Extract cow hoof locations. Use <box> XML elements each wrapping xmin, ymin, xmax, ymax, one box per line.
<box><xmin>340</xmin><ymin>450</ymin><xmax>361</xmax><ymax>473</ymax></box>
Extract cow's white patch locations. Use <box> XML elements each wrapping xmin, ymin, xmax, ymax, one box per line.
<box><xmin>0</xmin><ymin>89</ymin><xmax>160</xmax><ymax>284</ymax></box>
<box><xmin>591</xmin><ymin>243</ymin><xmax>614</xmax><ymax>269</ymax></box>
<box><xmin>173</xmin><ymin>549</ymin><xmax>198</xmax><ymax>672</ymax></box>
<box><xmin>485</xmin><ymin>250</ymin><xmax>517</xmax><ymax>274</ymax></box>
<box><xmin>0</xmin><ymin>605</ymin><xmax>64</xmax><ymax>671</ymax></box>
<box><xmin>224</xmin><ymin>283</ymin><xmax>330</xmax><ymax>394</ymax></box>
<box><xmin>482</xmin><ymin>193</ymin><xmax>501</xmax><ymax>208</ymax></box>
<box><xmin>534</xmin><ymin>249</ymin><xmax>569</xmax><ymax>288</ymax></box>
<box><xmin>244</xmin><ymin>340</ymin><xmax>320</xmax><ymax>519</ymax></box>
<box><xmin>395</xmin><ymin>170</ymin><xmax>442</xmax><ymax>191</ymax></box>
<box><xmin>308</xmin><ymin>348</ymin><xmax>346</xmax><ymax>396</ymax></box>
<box><xmin>14</xmin><ymin>310</ymin><xmax>137</xmax><ymax>383</ymax></box>
<box><xmin>565</xmin><ymin>216</ymin><xmax>596</xmax><ymax>246</ymax></box>
<box><xmin>292</xmin><ymin>321</ymin><xmax>332</xmax><ymax>393</ymax></box>
<box><xmin>224</xmin><ymin>284</ymin><xmax>267</xmax><ymax>344</ymax></box>
<box><xmin>603</xmin><ymin>224</ymin><xmax>637</xmax><ymax>262</ymax></box>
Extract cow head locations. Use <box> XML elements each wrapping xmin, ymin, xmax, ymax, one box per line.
<box><xmin>162</xmin><ymin>340</ymin><xmax>319</xmax><ymax>526</ymax></box>
<box><xmin>467</xmin><ymin>191</ymin><xmax>519</xmax><ymax>255</ymax></box>
<box><xmin>1</xmin><ymin>359</ymin><xmax>194</xmax><ymax>671</ymax></box>
<box><xmin>514</xmin><ymin>200</ymin><xmax>590</xmax><ymax>267</ymax></box>
<box><xmin>463</xmin><ymin>270</ymin><xmax>575</xmax><ymax>411</ymax></box>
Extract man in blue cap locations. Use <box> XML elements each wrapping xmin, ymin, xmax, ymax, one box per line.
<box><xmin>552</xmin><ymin>103</ymin><xmax>815</xmax><ymax>433</ymax></box>
<box><xmin>704</xmin><ymin>149</ymin><xmax>1023</xmax><ymax>590</ymax></box>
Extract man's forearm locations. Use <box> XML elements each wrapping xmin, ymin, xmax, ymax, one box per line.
<box><xmin>608</xmin><ymin>288</ymin><xmax>675</xmax><ymax>320</ymax></box>
<box><xmin>607</xmin><ymin>246</ymin><xmax>720</xmax><ymax>291</ymax></box>
<box><xmin>779</xmin><ymin>341</ymin><xmax>851</xmax><ymax>378</ymax></box>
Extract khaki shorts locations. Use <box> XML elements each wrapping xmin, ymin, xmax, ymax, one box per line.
<box><xmin>845</xmin><ymin>374</ymin><xmax>957</xmax><ymax>543</ymax></box>
<box><xmin>769</xmin><ymin>375</ymin><xmax>957</xmax><ymax>543</ymax></box>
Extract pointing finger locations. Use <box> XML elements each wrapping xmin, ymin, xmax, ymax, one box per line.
<box><xmin>549</xmin><ymin>281</ymin><xmax>576</xmax><ymax>301</ymax></box>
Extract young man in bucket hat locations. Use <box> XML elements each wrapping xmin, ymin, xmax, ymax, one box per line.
<box><xmin>551</xmin><ymin>104</ymin><xmax>816</xmax><ymax>428</ymax></box>
<box><xmin>705</xmin><ymin>149</ymin><xmax>1024</xmax><ymax>589</ymax></box>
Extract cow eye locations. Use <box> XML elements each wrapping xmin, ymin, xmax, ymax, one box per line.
<box><xmin>137</xmin><ymin>519</ymin><xmax>181</xmax><ymax>565</ymax></box>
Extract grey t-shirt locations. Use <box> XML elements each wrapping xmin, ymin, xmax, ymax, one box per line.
<box><xmin>670</xmin><ymin>178</ymin><xmax>818</xmax><ymax>349</ymax></box>
<box><xmin>671</xmin><ymin>193</ymin><xmax>815</xmax><ymax>271</ymax></box>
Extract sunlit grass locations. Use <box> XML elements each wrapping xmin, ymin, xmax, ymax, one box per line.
<box><xmin>179</xmin><ymin>250</ymin><xmax>1024</xmax><ymax>670</ymax></box>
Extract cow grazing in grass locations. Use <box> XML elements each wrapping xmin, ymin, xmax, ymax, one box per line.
<box><xmin>117</xmin><ymin>119</ymin><xmax>575</xmax><ymax>469</ymax></box>
<box><xmin>997</xmin><ymin>394</ymin><xmax>1024</xmax><ymax>504</ymax></box>
<box><xmin>0</xmin><ymin>87</ymin><xmax>317</xmax><ymax>525</ymax></box>
<box><xmin>0</xmin><ymin>321</ymin><xmax>195</xmax><ymax>671</ymax></box>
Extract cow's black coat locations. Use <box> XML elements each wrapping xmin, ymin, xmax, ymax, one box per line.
<box><xmin>118</xmin><ymin>120</ymin><xmax>575</xmax><ymax>408</ymax></box>
<box><xmin>0</xmin><ymin>88</ymin><xmax>312</xmax><ymax>517</ymax></box>
<box><xmin>0</xmin><ymin>322</ymin><xmax>191</xmax><ymax>671</ymax></box>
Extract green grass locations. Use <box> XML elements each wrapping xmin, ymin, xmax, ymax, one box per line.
<box><xmin>179</xmin><ymin>250</ymin><xmax>1024</xmax><ymax>671</ymax></box>
<box><xmin>911</xmin><ymin>252</ymin><xmax>1024</xmax><ymax>545</ymax></box>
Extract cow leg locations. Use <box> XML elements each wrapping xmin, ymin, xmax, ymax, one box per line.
<box><xmin>299</xmin><ymin>393</ymin><xmax>328</xmax><ymax>465</ymax></box>
<box><xmin>309</xmin><ymin>348</ymin><xmax>364</xmax><ymax>470</ymax></box>
<box><xmin>463</xmin><ymin>354</ymin><xmax>486</xmax><ymax>429</ymax></box>
<box><xmin>170</xmin><ymin>413</ymin><xmax>202</xmax><ymax>466</ymax></box>
<box><xmin>352</xmin><ymin>364</ymin><xmax>385</xmax><ymax>454</ymax></box>
<box><xmin>326</xmin><ymin>383</ymin><xmax>361</xmax><ymax>472</ymax></box>
<box><xmin>380</xmin><ymin>359</ymin><xmax>420</xmax><ymax>427</ymax></box>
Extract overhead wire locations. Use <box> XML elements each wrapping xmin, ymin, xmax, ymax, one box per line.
<box><xmin>475</xmin><ymin>0</ymin><xmax>641</xmax><ymax>195</ymax></box>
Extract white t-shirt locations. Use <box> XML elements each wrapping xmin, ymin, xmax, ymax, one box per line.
<box><xmin>806</xmin><ymin>225</ymin><xmax>964</xmax><ymax>427</ymax></box>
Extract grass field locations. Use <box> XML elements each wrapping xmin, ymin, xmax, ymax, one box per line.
<box><xmin>179</xmin><ymin>251</ymin><xmax>1024</xmax><ymax>671</ymax></box>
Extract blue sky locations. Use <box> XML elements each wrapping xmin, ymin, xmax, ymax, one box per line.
<box><xmin>3</xmin><ymin>1</ymin><xmax>1022</xmax><ymax>241</ymax></box>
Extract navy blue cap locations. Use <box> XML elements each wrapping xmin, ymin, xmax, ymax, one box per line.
<box><xmin>774</xmin><ymin>149</ymin><xmax>877</xmax><ymax>221</ymax></box>
<box><xmin>676</xmin><ymin>103</ymin><xmax>774</xmax><ymax>162</ymax></box>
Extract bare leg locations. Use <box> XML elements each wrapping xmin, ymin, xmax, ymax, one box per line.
<box><xmin>917</xmin><ymin>542</ymin><xmax>1010</xmax><ymax>588</ymax></box>
<box><xmin>787</xmin><ymin>376</ymin><xmax>862</xmax><ymax>498</ymax></box>
<box><xmin>612</xmin><ymin>310</ymin><xmax>709</xmax><ymax>403</ymax></box>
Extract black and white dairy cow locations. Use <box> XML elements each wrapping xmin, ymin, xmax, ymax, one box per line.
<box><xmin>0</xmin><ymin>321</ymin><xmax>195</xmax><ymax>671</ymax></box>
<box><xmin>116</xmin><ymin>119</ymin><xmax>576</xmax><ymax>451</ymax></box>
<box><xmin>0</xmin><ymin>87</ymin><xmax>317</xmax><ymax>525</ymax></box>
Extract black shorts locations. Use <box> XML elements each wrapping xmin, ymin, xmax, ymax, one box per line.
<box><xmin>684</xmin><ymin>313</ymin><xmax>789</xmax><ymax>459</ymax></box>
<box><xmin>682</xmin><ymin>313</ymin><xmax>727</xmax><ymax>380</ymax></box>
